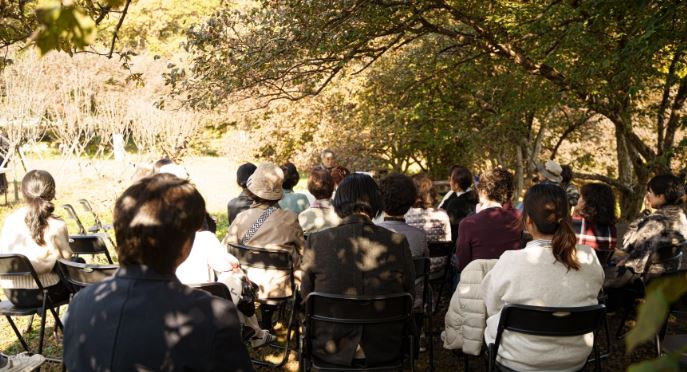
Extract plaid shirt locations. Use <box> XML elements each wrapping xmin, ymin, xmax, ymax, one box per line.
<box><xmin>571</xmin><ymin>215</ymin><xmax>617</xmax><ymax>251</ymax></box>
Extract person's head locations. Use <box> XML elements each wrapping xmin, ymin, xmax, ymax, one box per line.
<box><xmin>333</xmin><ymin>173</ymin><xmax>383</xmax><ymax>219</ymax></box>
<box><xmin>308</xmin><ymin>167</ymin><xmax>334</xmax><ymax>200</ymax></box>
<box><xmin>561</xmin><ymin>165</ymin><xmax>573</xmax><ymax>185</ymax></box>
<box><xmin>647</xmin><ymin>174</ymin><xmax>685</xmax><ymax>208</ymax></box>
<box><xmin>379</xmin><ymin>173</ymin><xmax>417</xmax><ymax>217</ymax></box>
<box><xmin>114</xmin><ymin>173</ymin><xmax>206</xmax><ymax>274</ymax></box>
<box><xmin>236</xmin><ymin>162</ymin><xmax>257</xmax><ymax>189</ymax></box>
<box><xmin>21</xmin><ymin>170</ymin><xmax>57</xmax><ymax>246</ymax></box>
<box><xmin>476</xmin><ymin>168</ymin><xmax>514</xmax><ymax>205</ymax></box>
<box><xmin>523</xmin><ymin>183</ymin><xmax>580</xmax><ymax>271</ymax></box>
<box><xmin>412</xmin><ymin>173</ymin><xmax>438</xmax><ymax>209</ymax></box>
<box><xmin>330</xmin><ymin>165</ymin><xmax>351</xmax><ymax>188</ymax></box>
<box><xmin>449</xmin><ymin>165</ymin><xmax>472</xmax><ymax>192</ymax></box>
<box><xmin>281</xmin><ymin>162</ymin><xmax>300</xmax><ymax>190</ymax></box>
<box><xmin>246</xmin><ymin>162</ymin><xmax>284</xmax><ymax>204</ymax></box>
<box><xmin>537</xmin><ymin>160</ymin><xmax>563</xmax><ymax>184</ymax></box>
<box><xmin>153</xmin><ymin>158</ymin><xmax>174</xmax><ymax>173</ymax></box>
<box><xmin>577</xmin><ymin>183</ymin><xmax>616</xmax><ymax>225</ymax></box>
<box><xmin>321</xmin><ymin>149</ymin><xmax>336</xmax><ymax>169</ymax></box>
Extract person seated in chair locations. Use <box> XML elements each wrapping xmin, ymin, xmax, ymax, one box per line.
<box><xmin>571</xmin><ymin>183</ymin><xmax>617</xmax><ymax>252</ymax></box>
<box><xmin>223</xmin><ymin>162</ymin><xmax>305</xmax><ymax>331</ymax></box>
<box><xmin>0</xmin><ymin>170</ymin><xmax>72</xmax><ymax>308</ymax></box>
<box><xmin>481</xmin><ymin>183</ymin><xmax>603</xmax><ymax>371</ymax></box>
<box><xmin>63</xmin><ymin>173</ymin><xmax>253</xmax><ymax>372</ymax></box>
<box><xmin>605</xmin><ymin>174</ymin><xmax>687</xmax><ymax>288</ymax></box>
<box><xmin>301</xmin><ymin>173</ymin><xmax>415</xmax><ymax>368</ymax></box>
<box><xmin>227</xmin><ymin>162</ymin><xmax>257</xmax><ymax>224</ymax></box>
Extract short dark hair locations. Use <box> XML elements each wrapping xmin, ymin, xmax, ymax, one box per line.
<box><xmin>308</xmin><ymin>167</ymin><xmax>334</xmax><ymax>200</ymax></box>
<box><xmin>379</xmin><ymin>173</ymin><xmax>417</xmax><ymax>216</ymax></box>
<box><xmin>579</xmin><ymin>183</ymin><xmax>616</xmax><ymax>225</ymax></box>
<box><xmin>333</xmin><ymin>173</ymin><xmax>382</xmax><ymax>218</ymax></box>
<box><xmin>648</xmin><ymin>174</ymin><xmax>685</xmax><ymax>206</ymax></box>
<box><xmin>281</xmin><ymin>162</ymin><xmax>300</xmax><ymax>190</ymax></box>
<box><xmin>561</xmin><ymin>165</ymin><xmax>573</xmax><ymax>184</ymax></box>
<box><xmin>476</xmin><ymin>168</ymin><xmax>514</xmax><ymax>205</ymax></box>
<box><xmin>450</xmin><ymin>166</ymin><xmax>473</xmax><ymax>191</ymax></box>
<box><xmin>114</xmin><ymin>173</ymin><xmax>206</xmax><ymax>274</ymax></box>
<box><xmin>236</xmin><ymin>162</ymin><xmax>257</xmax><ymax>189</ymax></box>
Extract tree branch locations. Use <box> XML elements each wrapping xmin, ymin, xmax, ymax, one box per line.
<box><xmin>107</xmin><ymin>0</ymin><xmax>131</xmax><ymax>59</ymax></box>
<box><xmin>573</xmin><ymin>172</ymin><xmax>633</xmax><ymax>194</ymax></box>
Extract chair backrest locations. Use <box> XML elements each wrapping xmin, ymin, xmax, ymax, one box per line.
<box><xmin>68</xmin><ymin>234</ymin><xmax>109</xmax><ymax>255</ymax></box>
<box><xmin>413</xmin><ymin>256</ymin><xmax>430</xmax><ymax>280</ymax></box>
<box><xmin>304</xmin><ymin>291</ymin><xmax>413</xmax><ymax>325</ymax></box>
<box><xmin>56</xmin><ymin>259</ymin><xmax>118</xmax><ymax>289</ymax></box>
<box><xmin>428</xmin><ymin>241</ymin><xmax>453</xmax><ymax>258</ymax></box>
<box><xmin>63</xmin><ymin>204</ymin><xmax>87</xmax><ymax>234</ymax></box>
<box><xmin>0</xmin><ymin>254</ymin><xmax>42</xmax><ymax>287</ymax></box>
<box><xmin>227</xmin><ymin>243</ymin><xmax>293</xmax><ymax>271</ymax></box>
<box><xmin>190</xmin><ymin>282</ymin><xmax>232</xmax><ymax>300</ymax></box>
<box><xmin>496</xmin><ymin>304</ymin><xmax>605</xmax><ymax>338</ymax></box>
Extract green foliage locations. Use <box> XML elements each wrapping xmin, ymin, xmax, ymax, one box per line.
<box><xmin>627</xmin><ymin>273</ymin><xmax>687</xmax><ymax>352</ymax></box>
<box><xmin>33</xmin><ymin>2</ymin><xmax>96</xmax><ymax>55</ymax></box>
<box><xmin>628</xmin><ymin>348</ymin><xmax>687</xmax><ymax>372</ymax></box>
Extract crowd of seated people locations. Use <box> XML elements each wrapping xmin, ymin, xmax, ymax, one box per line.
<box><xmin>1</xmin><ymin>153</ymin><xmax>686</xmax><ymax>372</ymax></box>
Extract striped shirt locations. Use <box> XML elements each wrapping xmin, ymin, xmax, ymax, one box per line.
<box><xmin>571</xmin><ymin>215</ymin><xmax>617</xmax><ymax>251</ymax></box>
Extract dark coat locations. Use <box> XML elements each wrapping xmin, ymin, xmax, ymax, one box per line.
<box><xmin>227</xmin><ymin>190</ymin><xmax>254</xmax><ymax>224</ymax></box>
<box><xmin>300</xmin><ymin>214</ymin><xmax>416</xmax><ymax>367</ymax></box>
<box><xmin>63</xmin><ymin>265</ymin><xmax>254</xmax><ymax>372</ymax></box>
<box><xmin>443</xmin><ymin>191</ymin><xmax>478</xmax><ymax>242</ymax></box>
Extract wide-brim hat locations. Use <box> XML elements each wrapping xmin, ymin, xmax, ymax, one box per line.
<box><xmin>537</xmin><ymin>160</ymin><xmax>563</xmax><ymax>183</ymax></box>
<box><xmin>158</xmin><ymin>163</ymin><xmax>189</xmax><ymax>180</ymax></box>
<box><xmin>247</xmin><ymin>163</ymin><xmax>284</xmax><ymax>201</ymax></box>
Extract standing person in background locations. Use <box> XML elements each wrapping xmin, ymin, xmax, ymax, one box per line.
<box><xmin>279</xmin><ymin>162</ymin><xmax>310</xmax><ymax>214</ymax></box>
<box><xmin>572</xmin><ymin>183</ymin><xmax>617</xmax><ymax>252</ymax></box>
<box><xmin>299</xmin><ymin>167</ymin><xmax>341</xmax><ymax>234</ymax></box>
<box><xmin>561</xmin><ymin>165</ymin><xmax>580</xmax><ymax>209</ymax></box>
<box><xmin>330</xmin><ymin>165</ymin><xmax>351</xmax><ymax>198</ymax></box>
<box><xmin>0</xmin><ymin>170</ymin><xmax>72</xmax><ymax>307</ymax></box>
<box><xmin>441</xmin><ymin>166</ymin><xmax>478</xmax><ymax>242</ymax></box>
<box><xmin>227</xmin><ymin>162</ymin><xmax>257</xmax><ymax>224</ymax></box>
<box><xmin>454</xmin><ymin>169</ymin><xmax>521</xmax><ymax>273</ymax></box>
<box><xmin>320</xmin><ymin>149</ymin><xmax>337</xmax><ymax>171</ymax></box>
<box><xmin>437</xmin><ymin>165</ymin><xmax>458</xmax><ymax>209</ymax></box>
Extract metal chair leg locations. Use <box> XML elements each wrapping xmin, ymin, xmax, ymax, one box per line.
<box><xmin>38</xmin><ymin>291</ymin><xmax>48</xmax><ymax>354</ymax></box>
<box><xmin>24</xmin><ymin>314</ymin><xmax>34</xmax><ymax>333</ymax></box>
<box><xmin>6</xmin><ymin>315</ymin><xmax>31</xmax><ymax>351</ymax></box>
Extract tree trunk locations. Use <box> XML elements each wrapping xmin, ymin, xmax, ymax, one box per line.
<box><xmin>514</xmin><ymin>143</ymin><xmax>525</xmax><ymax>202</ymax></box>
<box><xmin>615</xmin><ymin>125</ymin><xmax>643</xmax><ymax>221</ymax></box>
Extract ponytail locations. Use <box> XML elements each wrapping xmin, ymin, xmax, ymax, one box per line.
<box><xmin>524</xmin><ymin>183</ymin><xmax>581</xmax><ymax>271</ymax></box>
<box><xmin>21</xmin><ymin>170</ymin><xmax>57</xmax><ymax>246</ymax></box>
<box><xmin>551</xmin><ymin>217</ymin><xmax>581</xmax><ymax>271</ymax></box>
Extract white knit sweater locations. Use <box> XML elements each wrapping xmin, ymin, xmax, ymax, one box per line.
<box><xmin>0</xmin><ymin>207</ymin><xmax>73</xmax><ymax>289</ymax></box>
<box><xmin>481</xmin><ymin>240</ymin><xmax>604</xmax><ymax>371</ymax></box>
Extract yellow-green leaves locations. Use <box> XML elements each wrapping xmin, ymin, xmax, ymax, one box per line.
<box><xmin>32</xmin><ymin>1</ymin><xmax>97</xmax><ymax>55</ymax></box>
<box><xmin>626</xmin><ymin>273</ymin><xmax>687</xmax><ymax>352</ymax></box>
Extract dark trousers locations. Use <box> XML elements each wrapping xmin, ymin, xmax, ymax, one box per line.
<box><xmin>4</xmin><ymin>283</ymin><xmax>70</xmax><ymax>308</ymax></box>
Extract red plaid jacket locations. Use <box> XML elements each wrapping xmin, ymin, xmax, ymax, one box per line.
<box><xmin>571</xmin><ymin>215</ymin><xmax>617</xmax><ymax>251</ymax></box>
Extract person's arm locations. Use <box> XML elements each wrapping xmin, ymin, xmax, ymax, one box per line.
<box><xmin>480</xmin><ymin>259</ymin><xmax>507</xmax><ymax>317</ymax></box>
<box><xmin>52</xmin><ymin>221</ymin><xmax>73</xmax><ymax>259</ymax></box>
<box><xmin>291</xmin><ymin>218</ymin><xmax>306</xmax><ymax>289</ymax></box>
<box><xmin>455</xmin><ymin>220</ymin><xmax>471</xmax><ymax>272</ymax></box>
<box><xmin>299</xmin><ymin>236</ymin><xmax>316</xmax><ymax>301</ymax></box>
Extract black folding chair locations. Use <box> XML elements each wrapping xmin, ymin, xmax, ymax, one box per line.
<box><xmin>0</xmin><ymin>254</ymin><xmax>68</xmax><ymax>356</ymax></box>
<box><xmin>78</xmin><ymin>199</ymin><xmax>113</xmax><ymax>233</ymax></box>
<box><xmin>427</xmin><ymin>241</ymin><xmax>453</xmax><ymax>315</ymax></box>
<box><xmin>487</xmin><ymin>304</ymin><xmax>606</xmax><ymax>372</ymax></box>
<box><xmin>191</xmin><ymin>282</ymin><xmax>232</xmax><ymax>299</ymax></box>
<box><xmin>62</xmin><ymin>204</ymin><xmax>87</xmax><ymax>235</ymax></box>
<box><xmin>594</xmin><ymin>249</ymin><xmax>615</xmax><ymax>267</ymax></box>
<box><xmin>68</xmin><ymin>234</ymin><xmax>114</xmax><ymax>264</ymax></box>
<box><xmin>56</xmin><ymin>259</ymin><xmax>118</xmax><ymax>295</ymax></box>
<box><xmin>412</xmin><ymin>256</ymin><xmax>433</xmax><ymax>371</ymax></box>
<box><xmin>300</xmin><ymin>292</ymin><xmax>415</xmax><ymax>371</ymax></box>
<box><xmin>227</xmin><ymin>243</ymin><xmax>297</xmax><ymax>368</ymax></box>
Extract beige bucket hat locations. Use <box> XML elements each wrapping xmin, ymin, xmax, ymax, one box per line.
<box><xmin>537</xmin><ymin>160</ymin><xmax>563</xmax><ymax>183</ymax></box>
<box><xmin>247</xmin><ymin>162</ymin><xmax>284</xmax><ymax>201</ymax></box>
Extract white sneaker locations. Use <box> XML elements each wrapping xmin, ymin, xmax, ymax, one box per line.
<box><xmin>0</xmin><ymin>353</ymin><xmax>46</xmax><ymax>372</ymax></box>
<box><xmin>250</xmin><ymin>329</ymin><xmax>276</xmax><ymax>348</ymax></box>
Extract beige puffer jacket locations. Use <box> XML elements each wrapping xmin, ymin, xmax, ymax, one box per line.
<box><xmin>442</xmin><ymin>259</ymin><xmax>497</xmax><ymax>355</ymax></box>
